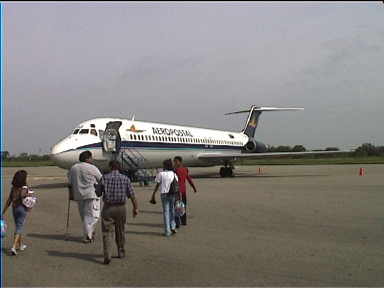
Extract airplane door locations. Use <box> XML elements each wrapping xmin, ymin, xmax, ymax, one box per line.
<box><xmin>102</xmin><ymin>121</ymin><xmax>122</xmax><ymax>153</ymax></box>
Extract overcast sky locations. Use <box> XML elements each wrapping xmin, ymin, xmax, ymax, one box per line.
<box><xmin>4</xmin><ymin>2</ymin><xmax>384</xmax><ymax>154</ymax></box>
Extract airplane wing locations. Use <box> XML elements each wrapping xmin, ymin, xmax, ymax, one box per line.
<box><xmin>197</xmin><ymin>151</ymin><xmax>350</xmax><ymax>162</ymax></box>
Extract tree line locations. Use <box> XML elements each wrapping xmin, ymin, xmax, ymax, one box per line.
<box><xmin>1</xmin><ymin>152</ymin><xmax>50</xmax><ymax>161</ymax></box>
<box><xmin>267</xmin><ymin>143</ymin><xmax>384</xmax><ymax>156</ymax></box>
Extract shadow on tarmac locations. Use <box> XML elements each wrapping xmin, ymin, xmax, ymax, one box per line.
<box><xmin>139</xmin><ymin>210</ymin><xmax>163</xmax><ymax>215</ymax></box>
<box><xmin>28</xmin><ymin>233</ymin><xmax>83</xmax><ymax>243</ymax></box>
<box><xmin>128</xmin><ymin>222</ymin><xmax>163</xmax><ymax>228</ymax></box>
<box><xmin>125</xmin><ymin>230</ymin><xmax>163</xmax><ymax>237</ymax></box>
<box><xmin>47</xmin><ymin>250</ymin><xmax>102</xmax><ymax>264</ymax></box>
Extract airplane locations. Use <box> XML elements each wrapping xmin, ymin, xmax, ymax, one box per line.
<box><xmin>51</xmin><ymin>105</ymin><xmax>338</xmax><ymax>178</ymax></box>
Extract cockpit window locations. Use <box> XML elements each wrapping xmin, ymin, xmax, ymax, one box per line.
<box><xmin>90</xmin><ymin>129</ymin><xmax>98</xmax><ymax>136</ymax></box>
<box><xmin>73</xmin><ymin>129</ymin><xmax>80</xmax><ymax>134</ymax></box>
<box><xmin>79</xmin><ymin>129</ymin><xmax>89</xmax><ymax>134</ymax></box>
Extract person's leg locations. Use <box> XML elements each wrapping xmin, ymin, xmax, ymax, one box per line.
<box><xmin>169</xmin><ymin>195</ymin><xmax>176</xmax><ymax>231</ymax></box>
<box><xmin>161</xmin><ymin>194</ymin><xmax>171</xmax><ymax>236</ymax></box>
<box><xmin>114</xmin><ymin>205</ymin><xmax>127</xmax><ymax>258</ymax></box>
<box><xmin>83</xmin><ymin>199</ymin><xmax>100</xmax><ymax>241</ymax></box>
<box><xmin>12</xmin><ymin>205</ymin><xmax>27</xmax><ymax>254</ymax></box>
<box><xmin>89</xmin><ymin>198</ymin><xmax>101</xmax><ymax>239</ymax></box>
<box><xmin>77</xmin><ymin>200</ymin><xmax>85</xmax><ymax>221</ymax></box>
<box><xmin>77</xmin><ymin>200</ymin><xmax>87</xmax><ymax>239</ymax></box>
<box><xmin>12</xmin><ymin>234</ymin><xmax>20</xmax><ymax>249</ymax></box>
<box><xmin>181</xmin><ymin>194</ymin><xmax>187</xmax><ymax>225</ymax></box>
<box><xmin>101</xmin><ymin>205</ymin><xmax>114</xmax><ymax>263</ymax></box>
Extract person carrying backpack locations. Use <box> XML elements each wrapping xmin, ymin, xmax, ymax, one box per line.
<box><xmin>150</xmin><ymin>159</ymin><xmax>179</xmax><ymax>237</ymax></box>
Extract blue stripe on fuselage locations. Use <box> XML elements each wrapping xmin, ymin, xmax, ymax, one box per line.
<box><xmin>76</xmin><ymin>141</ymin><xmax>242</xmax><ymax>151</ymax></box>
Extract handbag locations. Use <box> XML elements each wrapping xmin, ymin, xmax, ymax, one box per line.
<box><xmin>94</xmin><ymin>182</ymin><xmax>104</xmax><ymax>197</ymax></box>
<box><xmin>22</xmin><ymin>187</ymin><xmax>37</xmax><ymax>209</ymax></box>
<box><xmin>175</xmin><ymin>199</ymin><xmax>186</xmax><ymax>217</ymax></box>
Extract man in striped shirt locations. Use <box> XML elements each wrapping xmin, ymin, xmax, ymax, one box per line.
<box><xmin>100</xmin><ymin>160</ymin><xmax>139</xmax><ymax>265</ymax></box>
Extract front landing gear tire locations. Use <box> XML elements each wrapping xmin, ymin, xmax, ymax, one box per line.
<box><xmin>220</xmin><ymin>167</ymin><xmax>234</xmax><ymax>177</ymax></box>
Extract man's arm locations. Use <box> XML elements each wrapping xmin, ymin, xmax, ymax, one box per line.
<box><xmin>151</xmin><ymin>183</ymin><xmax>160</xmax><ymax>204</ymax></box>
<box><xmin>130</xmin><ymin>195</ymin><xmax>139</xmax><ymax>218</ymax></box>
<box><xmin>127</xmin><ymin>179</ymin><xmax>138</xmax><ymax>217</ymax></box>
<box><xmin>186</xmin><ymin>169</ymin><xmax>197</xmax><ymax>193</ymax></box>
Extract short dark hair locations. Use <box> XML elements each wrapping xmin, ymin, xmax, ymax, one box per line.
<box><xmin>174</xmin><ymin>156</ymin><xmax>183</xmax><ymax>162</ymax></box>
<box><xmin>79</xmin><ymin>151</ymin><xmax>92</xmax><ymax>162</ymax></box>
<box><xmin>109</xmin><ymin>160</ymin><xmax>121</xmax><ymax>170</ymax></box>
<box><xmin>163</xmin><ymin>159</ymin><xmax>173</xmax><ymax>171</ymax></box>
<box><xmin>12</xmin><ymin>170</ymin><xmax>27</xmax><ymax>188</ymax></box>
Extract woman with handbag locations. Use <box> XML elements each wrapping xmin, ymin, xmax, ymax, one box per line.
<box><xmin>2</xmin><ymin>170</ymin><xmax>31</xmax><ymax>255</ymax></box>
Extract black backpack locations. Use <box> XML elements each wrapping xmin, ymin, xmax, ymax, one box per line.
<box><xmin>168</xmin><ymin>172</ymin><xmax>179</xmax><ymax>195</ymax></box>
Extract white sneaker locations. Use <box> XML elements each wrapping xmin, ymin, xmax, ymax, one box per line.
<box><xmin>10</xmin><ymin>248</ymin><xmax>17</xmax><ymax>255</ymax></box>
<box><xmin>19</xmin><ymin>244</ymin><xmax>27</xmax><ymax>251</ymax></box>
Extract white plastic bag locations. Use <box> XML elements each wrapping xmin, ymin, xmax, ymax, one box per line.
<box><xmin>1</xmin><ymin>219</ymin><xmax>7</xmax><ymax>238</ymax></box>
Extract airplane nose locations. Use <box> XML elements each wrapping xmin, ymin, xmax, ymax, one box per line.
<box><xmin>50</xmin><ymin>137</ymin><xmax>74</xmax><ymax>169</ymax></box>
<box><xmin>51</xmin><ymin>140</ymin><xmax>66</xmax><ymax>155</ymax></box>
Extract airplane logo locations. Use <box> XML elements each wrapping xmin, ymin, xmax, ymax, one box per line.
<box><xmin>248</xmin><ymin>116</ymin><xmax>258</xmax><ymax>128</ymax></box>
<box><xmin>126</xmin><ymin>125</ymin><xmax>146</xmax><ymax>133</ymax></box>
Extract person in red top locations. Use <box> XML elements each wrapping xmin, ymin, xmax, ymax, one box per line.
<box><xmin>173</xmin><ymin>156</ymin><xmax>197</xmax><ymax>227</ymax></box>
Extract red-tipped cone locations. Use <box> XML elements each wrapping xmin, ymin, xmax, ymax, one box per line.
<box><xmin>359</xmin><ymin>168</ymin><xmax>365</xmax><ymax>176</ymax></box>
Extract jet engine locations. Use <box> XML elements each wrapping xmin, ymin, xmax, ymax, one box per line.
<box><xmin>243</xmin><ymin>139</ymin><xmax>267</xmax><ymax>153</ymax></box>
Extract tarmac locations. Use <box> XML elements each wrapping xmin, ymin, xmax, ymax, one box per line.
<box><xmin>2</xmin><ymin>164</ymin><xmax>384</xmax><ymax>286</ymax></box>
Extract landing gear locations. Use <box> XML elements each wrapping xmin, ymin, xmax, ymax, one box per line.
<box><xmin>219</xmin><ymin>164</ymin><xmax>234</xmax><ymax>178</ymax></box>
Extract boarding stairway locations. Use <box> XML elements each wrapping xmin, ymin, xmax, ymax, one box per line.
<box><xmin>120</xmin><ymin>148</ymin><xmax>153</xmax><ymax>184</ymax></box>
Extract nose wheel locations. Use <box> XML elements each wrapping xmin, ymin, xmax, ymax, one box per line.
<box><xmin>219</xmin><ymin>166</ymin><xmax>234</xmax><ymax>177</ymax></box>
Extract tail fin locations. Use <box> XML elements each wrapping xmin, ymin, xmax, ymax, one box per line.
<box><xmin>225</xmin><ymin>106</ymin><xmax>304</xmax><ymax>138</ymax></box>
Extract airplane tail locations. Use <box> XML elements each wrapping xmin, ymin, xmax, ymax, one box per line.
<box><xmin>225</xmin><ymin>106</ymin><xmax>304</xmax><ymax>138</ymax></box>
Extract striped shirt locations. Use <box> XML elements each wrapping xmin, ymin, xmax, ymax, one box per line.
<box><xmin>101</xmin><ymin>170</ymin><xmax>135</xmax><ymax>204</ymax></box>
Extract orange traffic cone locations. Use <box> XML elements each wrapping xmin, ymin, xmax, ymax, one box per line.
<box><xmin>359</xmin><ymin>168</ymin><xmax>365</xmax><ymax>176</ymax></box>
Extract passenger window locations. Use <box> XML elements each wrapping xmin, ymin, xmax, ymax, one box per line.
<box><xmin>73</xmin><ymin>129</ymin><xmax>80</xmax><ymax>134</ymax></box>
<box><xmin>79</xmin><ymin>129</ymin><xmax>89</xmax><ymax>134</ymax></box>
<box><xmin>90</xmin><ymin>129</ymin><xmax>98</xmax><ymax>136</ymax></box>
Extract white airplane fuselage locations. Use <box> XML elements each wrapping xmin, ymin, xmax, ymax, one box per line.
<box><xmin>51</xmin><ymin>118</ymin><xmax>249</xmax><ymax>171</ymax></box>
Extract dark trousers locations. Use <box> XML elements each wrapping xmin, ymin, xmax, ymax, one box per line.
<box><xmin>176</xmin><ymin>194</ymin><xmax>187</xmax><ymax>226</ymax></box>
<box><xmin>101</xmin><ymin>203</ymin><xmax>126</xmax><ymax>260</ymax></box>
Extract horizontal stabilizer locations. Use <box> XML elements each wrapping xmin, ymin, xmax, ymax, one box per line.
<box><xmin>225</xmin><ymin>107</ymin><xmax>304</xmax><ymax>115</ymax></box>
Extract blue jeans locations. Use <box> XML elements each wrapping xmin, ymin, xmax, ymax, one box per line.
<box><xmin>12</xmin><ymin>205</ymin><xmax>28</xmax><ymax>234</ymax></box>
<box><xmin>160</xmin><ymin>193</ymin><xmax>176</xmax><ymax>236</ymax></box>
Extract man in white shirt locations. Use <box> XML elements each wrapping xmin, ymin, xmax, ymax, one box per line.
<box><xmin>68</xmin><ymin>151</ymin><xmax>102</xmax><ymax>243</ymax></box>
<box><xmin>150</xmin><ymin>159</ymin><xmax>178</xmax><ymax>237</ymax></box>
